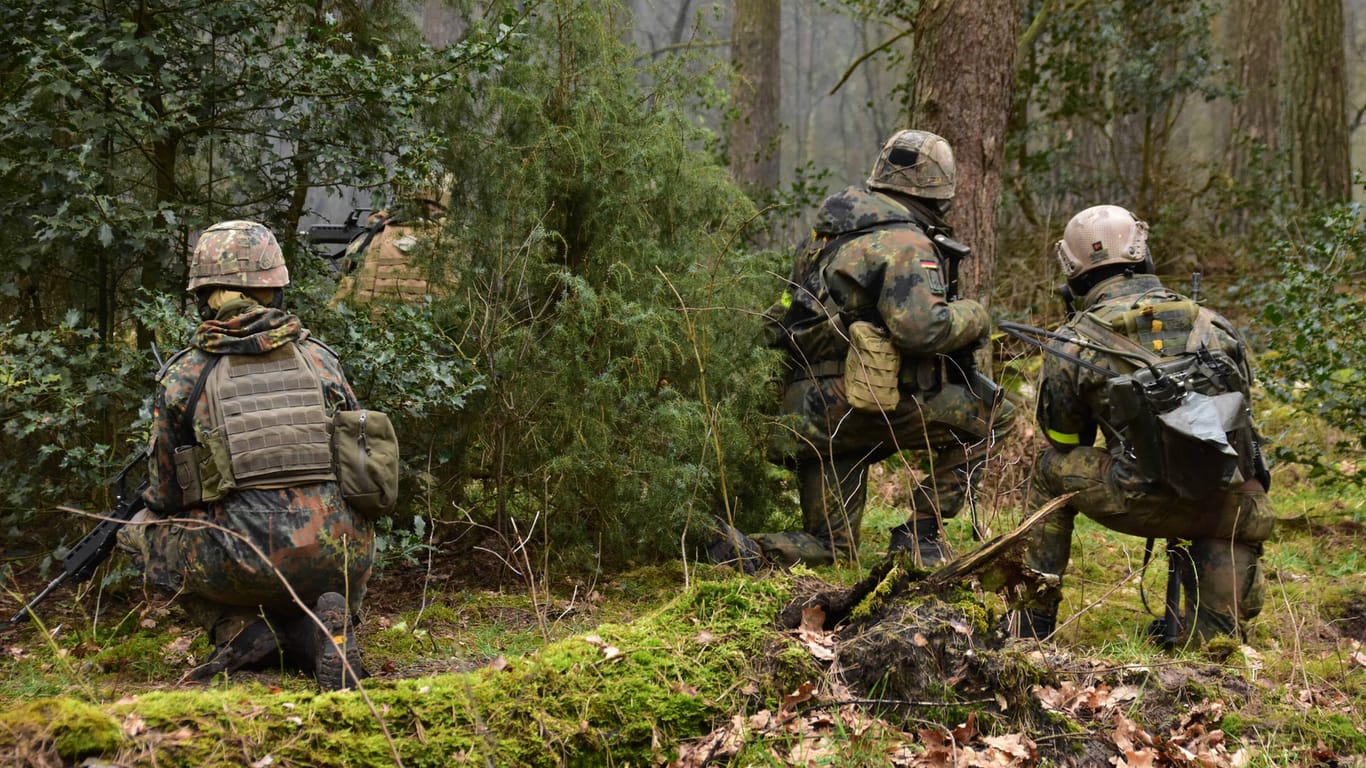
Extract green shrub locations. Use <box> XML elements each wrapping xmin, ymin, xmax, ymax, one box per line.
<box><xmin>1258</xmin><ymin>200</ymin><xmax>1365</xmax><ymax>484</ymax></box>
<box><xmin>414</xmin><ymin>1</ymin><xmax>788</xmax><ymax>567</ymax></box>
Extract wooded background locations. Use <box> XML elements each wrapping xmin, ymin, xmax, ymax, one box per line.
<box><xmin>1</xmin><ymin>0</ymin><xmax>1362</xmax><ymax>574</ymax></box>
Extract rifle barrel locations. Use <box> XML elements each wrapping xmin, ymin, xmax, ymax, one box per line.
<box><xmin>7</xmin><ymin>572</ymin><xmax>68</xmax><ymax>625</ymax></box>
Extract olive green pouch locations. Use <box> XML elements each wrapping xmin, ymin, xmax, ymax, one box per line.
<box><xmin>172</xmin><ymin>427</ymin><xmax>235</xmax><ymax>506</ymax></box>
<box><xmin>845</xmin><ymin>321</ymin><xmax>901</xmax><ymax>412</ymax></box>
<box><xmin>173</xmin><ymin>445</ymin><xmax>204</xmax><ymax>506</ymax></box>
<box><xmin>332</xmin><ymin>409</ymin><xmax>400</xmax><ymax>519</ymax></box>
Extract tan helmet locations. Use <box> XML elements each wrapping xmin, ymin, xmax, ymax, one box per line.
<box><xmin>866</xmin><ymin>129</ymin><xmax>956</xmax><ymax>200</ymax></box>
<box><xmin>187</xmin><ymin>220</ymin><xmax>289</xmax><ymax>291</ymax></box>
<box><xmin>1055</xmin><ymin>205</ymin><xmax>1149</xmax><ymax>280</ymax></box>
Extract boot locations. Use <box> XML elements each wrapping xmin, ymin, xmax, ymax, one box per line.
<box><xmin>188</xmin><ymin>618</ymin><xmax>282</xmax><ymax>681</ymax></box>
<box><xmin>288</xmin><ymin>592</ymin><xmax>366</xmax><ymax>691</ymax></box>
<box><xmin>888</xmin><ymin>517</ymin><xmax>948</xmax><ymax>567</ymax></box>
<box><xmin>704</xmin><ymin>517</ymin><xmax>767</xmax><ymax>574</ymax></box>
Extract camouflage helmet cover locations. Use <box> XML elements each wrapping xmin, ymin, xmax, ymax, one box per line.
<box><xmin>866</xmin><ymin>129</ymin><xmax>956</xmax><ymax>200</ymax></box>
<box><xmin>187</xmin><ymin>220</ymin><xmax>289</xmax><ymax>291</ymax></box>
<box><xmin>1055</xmin><ymin>205</ymin><xmax>1149</xmax><ymax>279</ymax></box>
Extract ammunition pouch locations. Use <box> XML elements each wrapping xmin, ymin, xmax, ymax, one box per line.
<box><xmin>844</xmin><ymin>321</ymin><xmax>901</xmax><ymax>412</ymax></box>
<box><xmin>172</xmin><ymin>427</ymin><xmax>236</xmax><ymax>506</ymax></box>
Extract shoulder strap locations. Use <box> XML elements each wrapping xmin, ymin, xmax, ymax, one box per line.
<box><xmin>179</xmin><ymin>354</ymin><xmax>222</xmax><ymax>447</ymax></box>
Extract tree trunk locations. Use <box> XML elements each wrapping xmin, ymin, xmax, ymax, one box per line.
<box><xmin>1282</xmin><ymin>0</ymin><xmax>1351</xmax><ymax>203</ymax></box>
<box><xmin>728</xmin><ymin>0</ymin><xmax>781</xmax><ymax>193</ymax></box>
<box><xmin>1225</xmin><ymin>0</ymin><xmax>1282</xmax><ymax>182</ymax></box>
<box><xmin>906</xmin><ymin>0</ymin><xmax>1019</xmax><ymax>305</ymax></box>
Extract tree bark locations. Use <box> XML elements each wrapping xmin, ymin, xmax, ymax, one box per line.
<box><xmin>906</xmin><ymin>0</ymin><xmax>1020</xmax><ymax>304</ymax></box>
<box><xmin>1225</xmin><ymin>0</ymin><xmax>1283</xmax><ymax>183</ymax></box>
<box><xmin>728</xmin><ymin>0</ymin><xmax>781</xmax><ymax>193</ymax></box>
<box><xmin>1282</xmin><ymin>0</ymin><xmax>1351</xmax><ymax>203</ymax></box>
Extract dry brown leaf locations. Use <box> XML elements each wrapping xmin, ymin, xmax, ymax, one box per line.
<box><xmin>780</xmin><ymin>681</ymin><xmax>816</xmax><ymax>717</ymax></box>
<box><xmin>953</xmin><ymin>711</ymin><xmax>980</xmax><ymax>744</ymax></box>
<box><xmin>122</xmin><ymin>714</ymin><xmax>146</xmax><ymax>738</ymax></box>
<box><xmin>1112</xmin><ymin>747</ymin><xmax>1156</xmax><ymax>767</ymax></box>
<box><xmin>800</xmin><ymin>605</ymin><xmax>826</xmax><ymax>632</ymax></box>
<box><xmin>796</xmin><ymin>607</ymin><xmax>836</xmax><ymax>661</ymax></box>
<box><xmin>982</xmin><ymin>733</ymin><xmax>1037</xmax><ymax>761</ymax></box>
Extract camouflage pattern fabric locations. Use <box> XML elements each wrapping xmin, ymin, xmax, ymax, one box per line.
<box><xmin>121</xmin><ymin>298</ymin><xmax>374</xmax><ymax>642</ymax></box>
<box><xmin>187</xmin><ymin>220</ymin><xmax>289</xmax><ymax>290</ymax></box>
<box><xmin>758</xmin><ymin>186</ymin><xmax>1016</xmax><ymax>566</ymax></box>
<box><xmin>333</xmin><ymin>218</ymin><xmax>446</xmax><ymax>306</ymax></box>
<box><xmin>1025</xmin><ymin>272</ymin><xmax>1274</xmax><ymax>643</ymax></box>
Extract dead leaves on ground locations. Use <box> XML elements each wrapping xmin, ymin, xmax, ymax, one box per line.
<box><xmin>1035</xmin><ymin>682</ymin><xmax>1248</xmax><ymax>768</ymax></box>
<box><xmin>670</xmin><ymin>680</ymin><xmax>1038</xmax><ymax>768</ymax></box>
<box><xmin>675</xmin><ymin>603</ymin><xmax>1254</xmax><ymax>768</ymax></box>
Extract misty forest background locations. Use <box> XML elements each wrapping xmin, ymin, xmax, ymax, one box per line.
<box><xmin>1</xmin><ymin>0</ymin><xmax>1363</xmax><ymax>582</ymax></box>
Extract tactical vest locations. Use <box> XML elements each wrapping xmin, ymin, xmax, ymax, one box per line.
<box><xmin>1073</xmin><ymin>296</ymin><xmax>1265</xmax><ymax>498</ymax></box>
<box><xmin>174</xmin><ymin>343</ymin><xmax>336</xmax><ymax>505</ymax></box>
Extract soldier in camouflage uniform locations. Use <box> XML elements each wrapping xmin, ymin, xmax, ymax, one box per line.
<box><xmin>1014</xmin><ymin>205</ymin><xmax>1274</xmax><ymax>646</ymax></box>
<box><xmin>332</xmin><ymin>187</ymin><xmax>449</xmax><ymax>307</ymax></box>
<box><xmin>717</xmin><ymin>130</ymin><xmax>1016</xmax><ymax>569</ymax></box>
<box><xmin>120</xmin><ymin>220</ymin><xmax>374</xmax><ymax>689</ymax></box>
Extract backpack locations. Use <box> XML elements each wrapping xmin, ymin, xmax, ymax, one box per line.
<box><xmin>1073</xmin><ymin>301</ymin><xmax>1266</xmax><ymax>500</ymax></box>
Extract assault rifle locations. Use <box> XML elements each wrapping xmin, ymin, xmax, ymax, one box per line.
<box><xmin>929</xmin><ymin>230</ymin><xmax>1004</xmax><ymax>406</ymax></box>
<box><xmin>8</xmin><ymin>450</ymin><xmax>150</xmax><ymax>625</ymax></box>
<box><xmin>302</xmin><ymin>208</ymin><xmax>388</xmax><ymax>268</ymax></box>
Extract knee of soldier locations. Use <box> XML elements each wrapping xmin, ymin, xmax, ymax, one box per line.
<box><xmin>1037</xmin><ymin>446</ymin><xmax>1111</xmax><ymax>486</ymax></box>
<box><xmin>1224</xmin><ymin>484</ymin><xmax>1276</xmax><ymax>543</ymax></box>
<box><xmin>1031</xmin><ymin>447</ymin><xmax>1073</xmax><ymax>496</ymax></box>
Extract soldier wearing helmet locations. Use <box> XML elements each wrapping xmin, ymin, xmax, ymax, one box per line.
<box><xmin>706</xmin><ymin>129</ymin><xmax>1016</xmax><ymax>571</ymax></box>
<box><xmin>1012</xmin><ymin>204</ymin><xmax>1274</xmax><ymax>647</ymax></box>
<box><xmin>121</xmin><ymin>220</ymin><xmax>377</xmax><ymax>689</ymax></box>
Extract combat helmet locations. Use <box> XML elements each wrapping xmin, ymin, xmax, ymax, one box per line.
<box><xmin>187</xmin><ymin>220</ymin><xmax>289</xmax><ymax>292</ymax></box>
<box><xmin>866</xmin><ymin>129</ymin><xmax>956</xmax><ymax>200</ymax></box>
<box><xmin>1055</xmin><ymin>205</ymin><xmax>1150</xmax><ymax>283</ymax></box>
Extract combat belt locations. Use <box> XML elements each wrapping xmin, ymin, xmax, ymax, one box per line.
<box><xmin>789</xmin><ymin>349</ymin><xmax>942</xmax><ymax>399</ymax></box>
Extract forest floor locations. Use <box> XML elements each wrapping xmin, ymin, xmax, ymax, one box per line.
<box><xmin>1</xmin><ymin>475</ymin><xmax>1365</xmax><ymax>767</ymax></box>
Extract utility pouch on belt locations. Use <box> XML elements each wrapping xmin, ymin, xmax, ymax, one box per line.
<box><xmin>172</xmin><ymin>445</ymin><xmax>205</xmax><ymax>506</ymax></box>
<box><xmin>845</xmin><ymin>321</ymin><xmax>901</xmax><ymax>412</ymax></box>
<box><xmin>332</xmin><ymin>409</ymin><xmax>400</xmax><ymax>519</ymax></box>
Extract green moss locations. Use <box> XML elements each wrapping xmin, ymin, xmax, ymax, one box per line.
<box><xmin>0</xmin><ymin>575</ymin><xmax>791</xmax><ymax>767</ymax></box>
<box><xmin>1220</xmin><ymin>712</ymin><xmax>1245</xmax><ymax>738</ymax></box>
<box><xmin>1310</xmin><ymin>712</ymin><xmax>1366</xmax><ymax>753</ymax></box>
<box><xmin>0</xmin><ymin>699</ymin><xmax>124</xmax><ymax>760</ymax></box>
<box><xmin>849</xmin><ymin>564</ymin><xmax>903</xmax><ymax>622</ymax></box>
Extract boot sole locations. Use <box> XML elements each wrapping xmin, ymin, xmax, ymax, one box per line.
<box><xmin>313</xmin><ymin>593</ymin><xmax>364</xmax><ymax>691</ymax></box>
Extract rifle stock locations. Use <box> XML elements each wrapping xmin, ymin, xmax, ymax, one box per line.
<box><xmin>8</xmin><ymin>452</ymin><xmax>149</xmax><ymax>625</ymax></box>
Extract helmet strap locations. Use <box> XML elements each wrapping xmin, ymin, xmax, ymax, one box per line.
<box><xmin>892</xmin><ymin>193</ymin><xmax>953</xmax><ymax>233</ymax></box>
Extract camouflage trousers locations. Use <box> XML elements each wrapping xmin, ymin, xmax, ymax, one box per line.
<box><xmin>118</xmin><ymin>485</ymin><xmax>374</xmax><ymax>644</ymax></box>
<box><xmin>757</xmin><ymin>378</ymin><xmax>1016</xmax><ymax>567</ymax></box>
<box><xmin>1024</xmin><ymin>445</ymin><xmax>1275</xmax><ymax>644</ymax></box>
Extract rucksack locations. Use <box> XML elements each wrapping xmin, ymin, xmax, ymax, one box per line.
<box><xmin>1072</xmin><ymin>303</ymin><xmax>1265</xmax><ymax>499</ymax></box>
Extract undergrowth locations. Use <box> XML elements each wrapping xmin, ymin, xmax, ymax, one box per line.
<box><xmin>2</xmin><ymin>471</ymin><xmax>1364</xmax><ymax>766</ymax></box>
